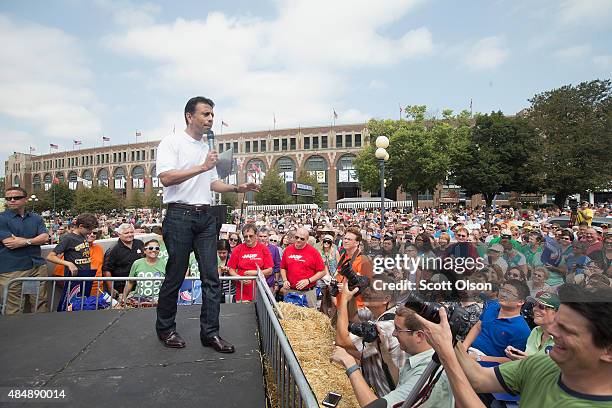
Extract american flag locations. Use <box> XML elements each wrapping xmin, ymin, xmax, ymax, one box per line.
<box><xmin>102</xmin><ymin>136</ymin><xmax>110</xmax><ymax>141</ymax></box>
<box><xmin>73</xmin><ymin>140</ymin><xmax>82</xmax><ymax>145</ymax></box>
<box><xmin>135</xmin><ymin>131</ymin><xmax>142</xmax><ymax>137</ymax></box>
<box><xmin>50</xmin><ymin>143</ymin><xmax>59</xmax><ymax>149</ymax></box>
<box><xmin>333</xmin><ymin>109</ymin><xmax>338</xmax><ymax>119</ymax></box>
<box><xmin>221</xmin><ymin>121</ymin><xmax>229</xmax><ymax>127</ymax></box>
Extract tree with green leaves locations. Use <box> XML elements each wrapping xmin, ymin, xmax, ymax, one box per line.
<box><xmin>221</xmin><ymin>191</ymin><xmax>238</xmax><ymax>209</ymax></box>
<box><xmin>74</xmin><ymin>186</ymin><xmax>121</xmax><ymax>213</ymax></box>
<box><xmin>145</xmin><ymin>191</ymin><xmax>162</xmax><ymax>209</ymax></box>
<box><xmin>527</xmin><ymin>79</ymin><xmax>612</xmax><ymax>207</ymax></box>
<box><xmin>128</xmin><ymin>190</ymin><xmax>144</xmax><ymax>209</ymax></box>
<box><xmin>254</xmin><ymin>166</ymin><xmax>291</xmax><ymax>205</ymax></box>
<box><xmin>451</xmin><ymin>111</ymin><xmax>539</xmax><ymax>208</ymax></box>
<box><xmin>38</xmin><ymin>183</ymin><xmax>75</xmax><ymax>213</ymax></box>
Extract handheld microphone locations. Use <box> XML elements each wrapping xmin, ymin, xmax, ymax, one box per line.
<box><xmin>206</xmin><ymin>129</ymin><xmax>215</xmax><ymax>151</ymax></box>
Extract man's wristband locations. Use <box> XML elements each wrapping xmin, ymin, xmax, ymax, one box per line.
<box><xmin>307</xmin><ymin>278</ymin><xmax>310</xmax><ymax>284</ymax></box>
<box><xmin>345</xmin><ymin>364</ymin><xmax>361</xmax><ymax>377</ymax></box>
<box><xmin>233</xmin><ymin>185</ymin><xmax>239</xmax><ymax>193</ymax></box>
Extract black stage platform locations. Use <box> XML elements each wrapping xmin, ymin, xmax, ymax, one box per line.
<box><xmin>0</xmin><ymin>304</ymin><xmax>266</xmax><ymax>407</ymax></box>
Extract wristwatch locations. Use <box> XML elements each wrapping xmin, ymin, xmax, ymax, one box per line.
<box><xmin>25</xmin><ymin>239</ymin><xmax>32</xmax><ymax>246</ymax></box>
<box><xmin>233</xmin><ymin>185</ymin><xmax>239</xmax><ymax>193</ymax></box>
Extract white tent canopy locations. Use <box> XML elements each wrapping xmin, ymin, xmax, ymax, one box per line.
<box><xmin>246</xmin><ymin>204</ymin><xmax>319</xmax><ymax>212</ymax></box>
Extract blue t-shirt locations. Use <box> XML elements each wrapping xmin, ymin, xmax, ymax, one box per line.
<box><xmin>0</xmin><ymin>210</ymin><xmax>48</xmax><ymax>273</ymax></box>
<box><xmin>472</xmin><ymin>300</ymin><xmax>531</xmax><ymax>366</ymax></box>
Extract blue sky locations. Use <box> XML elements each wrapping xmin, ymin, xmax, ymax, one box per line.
<box><xmin>1</xmin><ymin>0</ymin><xmax>611</xmax><ymax>176</ymax></box>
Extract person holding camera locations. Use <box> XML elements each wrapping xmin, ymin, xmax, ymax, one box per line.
<box><xmin>334</xmin><ymin>276</ymin><xmax>404</xmax><ymax>397</ymax></box>
<box><xmin>330</xmin><ymin>305</ymin><xmax>454</xmax><ymax>408</ymax></box>
<box><xmin>413</xmin><ymin>284</ymin><xmax>612</xmax><ymax>408</ymax></box>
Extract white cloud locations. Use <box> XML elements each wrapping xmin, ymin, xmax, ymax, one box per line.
<box><xmin>0</xmin><ymin>15</ymin><xmax>102</xmax><ymax>146</ymax></box>
<box><xmin>94</xmin><ymin>0</ymin><xmax>161</xmax><ymax>27</ymax></box>
<box><xmin>463</xmin><ymin>36</ymin><xmax>509</xmax><ymax>70</ymax></box>
<box><xmin>553</xmin><ymin>44</ymin><xmax>591</xmax><ymax>59</ymax></box>
<box><xmin>368</xmin><ymin>80</ymin><xmax>387</xmax><ymax>90</ymax></box>
<box><xmin>557</xmin><ymin>0</ymin><xmax>612</xmax><ymax>27</ymax></box>
<box><xmin>593</xmin><ymin>54</ymin><xmax>612</xmax><ymax>70</ymax></box>
<box><xmin>102</xmin><ymin>0</ymin><xmax>433</xmax><ymax>131</ymax></box>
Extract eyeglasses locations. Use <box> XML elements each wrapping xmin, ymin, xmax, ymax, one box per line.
<box><xmin>5</xmin><ymin>196</ymin><xmax>26</xmax><ymax>201</ymax></box>
<box><xmin>145</xmin><ymin>246</ymin><xmax>160</xmax><ymax>251</ymax></box>
<box><xmin>560</xmin><ymin>236</ymin><xmax>571</xmax><ymax>241</ymax></box>
<box><xmin>393</xmin><ymin>327</ymin><xmax>418</xmax><ymax>335</ymax></box>
<box><xmin>270</xmin><ymin>239</ymin><xmax>278</xmax><ymax>243</ymax></box>
<box><xmin>456</xmin><ymin>234</ymin><xmax>467</xmax><ymax>238</ymax></box>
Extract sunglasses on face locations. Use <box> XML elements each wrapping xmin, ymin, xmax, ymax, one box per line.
<box><xmin>295</xmin><ymin>236</ymin><xmax>307</xmax><ymax>241</ymax></box>
<box><xmin>323</xmin><ymin>240</ymin><xmax>332</xmax><ymax>244</ymax></box>
<box><xmin>5</xmin><ymin>196</ymin><xmax>26</xmax><ymax>201</ymax></box>
<box><xmin>229</xmin><ymin>238</ymin><xmax>239</xmax><ymax>242</ymax></box>
<box><xmin>270</xmin><ymin>239</ymin><xmax>278</xmax><ymax>243</ymax></box>
<box><xmin>145</xmin><ymin>246</ymin><xmax>160</xmax><ymax>251</ymax></box>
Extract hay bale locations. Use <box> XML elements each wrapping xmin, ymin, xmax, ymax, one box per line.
<box><xmin>272</xmin><ymin>303</ymin><xmax>360</xmax><ymax>408</ymax></box>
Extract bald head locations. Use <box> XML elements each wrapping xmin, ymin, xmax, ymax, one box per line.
<box><xmin>294</xmin><ymin>228</ymin><xmax>309</xmax><ymax>249</ymax></box>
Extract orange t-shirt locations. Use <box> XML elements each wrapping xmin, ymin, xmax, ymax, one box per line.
<box><xmin>52</xmin><ymin>243</ymin><xmax>104</xmax><ymax>296</ymax></box>
<box><xmin>335</xmin><ymin>253</ymin><xmax>373</xmax><ymax>309</ymax></box>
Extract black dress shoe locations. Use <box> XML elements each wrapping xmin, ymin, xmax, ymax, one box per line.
<box><xmin>201</xmin><ymin>335</ymin><xmax>235</xmax><ymax>353</ymax></box>
<box><xmin>158</xmin><ymin>331</ymin><xmax>186</xmax><ymax>348</ymax></box>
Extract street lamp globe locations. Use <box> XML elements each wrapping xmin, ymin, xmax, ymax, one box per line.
<box><xmin>384</xmin><ymin>152</ymin><xmax>389</xmax><ymax>161</ymax></box>
<box><xmin>375</xmin><ymin>147</ymin><xmax>387</xmax><ymax>160</ymax></box>
<box><xmin>375</xmin><ymin>135</ymin><xmax>389</xmax><ymax>149</ymax></box>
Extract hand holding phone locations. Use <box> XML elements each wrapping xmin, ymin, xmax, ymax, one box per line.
<box><xmin>322</xmin><ymin>392</ymin><xmax>342</xmax><ymax>407</ymax></box>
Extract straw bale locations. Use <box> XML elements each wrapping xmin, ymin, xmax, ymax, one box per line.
<box><xmin>271</xmin><ymin>302</ymin><xmax>360</xmax><ymax>408</ymax></box>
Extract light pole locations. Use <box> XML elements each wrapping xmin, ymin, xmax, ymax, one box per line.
<box><xmin>28</xmin><ymin>194</ymin><xmax>39</xmax><ymax>212</ymax></box>
<box><xmin>375</xmin><ymin>136</ymin><xmax>390</xmax><ymax>231</ymax></box>
<box><xmin>156</xmin><ymin>189</ymin><xmax>163</xmax><ymax>221</ymax></box>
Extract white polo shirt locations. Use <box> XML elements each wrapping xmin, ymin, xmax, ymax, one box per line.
<box><xmin>156</xmin><ymin>131</ymin><xmax>219</xmax><ymax>205</ymax></box>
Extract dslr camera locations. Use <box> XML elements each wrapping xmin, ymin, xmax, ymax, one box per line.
<box><xmin>403</xmin><ymin>292</ymin><xmax>472</xmax><ymax>341</ymax></box>
<box><xmin>329</xmin><ymin>252</ymin><xmax>370</xmax><ymax>297</ymax></box>
<box><xmin>347</xmin><ymin>312</ymin><xmax>395</xmax><ymax>343</ymax></box>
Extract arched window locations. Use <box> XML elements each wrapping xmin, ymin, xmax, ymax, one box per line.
<box><xmin>131</xmin><ymin>166</ymin><xmax>145</xmax><ymax>191</ymax></box>
<box><xmin>33</xmin><ymin>174</ymin><xmax>41</xmax><ymax>191</ymax></box>
<box><xmin>44</xmin><ymin>174</ymin><xmax>52</xmax><ymax>191</ymax></box>
<box><xmin>68</xmin><ymin>171</ymin><xmax>78</xmax><ymax>190</ymax></box>
<box><xmin>113</xmin><ymin>167</ymin><xmax>126</xmax><ymax>190</ymax></box>
<box><xmin>97</xmin><ymin>169</ymin><xmax>109</xmax><ymax>187</ymax></box>
<box><xmin>275</xmin><ymin>156</ymin><xmax>296</xmax><ymax>182</ymax></box>
<box><xmin>304</xmin><ymin>155</ymin><xmax>328</xmax><ymax>199</ymax></box>
<box><xmin>337</xmin><ymin>154</ymin><xmax>358</xmax><ymax>183</ymax></box>
<box><xmin>13</xmin><ymin>175</ymin><xmax>20</xmax><ymax>187</ymax></box>
<box><xmin>82</xmin><ymin>169</ymin><xmax>93</xmax><ymax>188</ymax></box>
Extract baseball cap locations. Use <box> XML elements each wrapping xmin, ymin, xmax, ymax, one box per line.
<box><xmin>500</xmin><ymin>229</ymin><xmax>512</xmax><ymax>239</ymax></box>
<box><xmin>371</xmin><ymin>232</ymin><xmax>381</xmax><ymax>240</ymax></box>
<box><xmin>527</xmin><ymin>292</ymin><xmax>560</xmax><ymax>310</ymax></box>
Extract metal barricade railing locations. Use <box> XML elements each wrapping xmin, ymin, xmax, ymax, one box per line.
<box><xmin>1</xmin><ymin>276</ymin><xmax>258</xmax><ymax>314</ymax></box>
<box><xmin>254</xmin><ymin>273</ymin><xmax>318</xmax><ymax>408</ymax></box>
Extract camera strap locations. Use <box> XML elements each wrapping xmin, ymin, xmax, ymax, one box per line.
<box><xmin>377</xmin><ymin>310</ymin><xmax>397</xmax><ymax>391</ymax></box>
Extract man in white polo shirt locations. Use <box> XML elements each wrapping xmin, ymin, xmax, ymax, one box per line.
<box><xmin>155</xmin><ymin>96</ymin><xmax>258</xmax><ymax>352</ymax></box>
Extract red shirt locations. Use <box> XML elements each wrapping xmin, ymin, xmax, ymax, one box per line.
<box><xmin>227</xmin><ymin>242</ymin><xmax>274</xmax><ymax>276</ymax></box>
<box><xmin>280</xmin><ymin>244</ymin><xmax>325</xmax><ymax>289</ymax></box>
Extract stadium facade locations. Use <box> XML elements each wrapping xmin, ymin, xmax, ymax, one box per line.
<box><xmin>4</xmin><ymin>123</ymin><xmax>520</xmax><ymax>208</ymax></box>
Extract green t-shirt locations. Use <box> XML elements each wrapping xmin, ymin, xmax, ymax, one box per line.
<box><xmin>128</xmin><ymin>257</ymin><xmax>167</xmax><ymax>299</ymax></box>
<box><xmin>525</xmin><ymin>326</ymin><xmax>555</xmax><ymax>356</ymax></box>
<box><xmin>496</xmin><ymin>354</ymin><xmax>612</xmax><ymax>406</ymax></box>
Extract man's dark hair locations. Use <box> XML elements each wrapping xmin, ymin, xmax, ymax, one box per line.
<box><xmin>558</xmin><ymin>284</ymin><xmax>612</xmax><ymax>348</ymax></box>
<box><xmin>396</xmin><ymin>306</ymin><xmax>423</xmax><ymax>331</ymax></box>
<box><xmin>75</xmin><ymin>213</ymin><xmax>99</xmax><ymax>230</ymax></box>
<box><xmin>184</xmin><ymin>96</ymin><xmax>214</xmax><ymax>125</ymax></box>
<box><xmin>5</xmin><ymin>186</ymin><xmax>27</xmax><ymax>196</ymax></box>
<box><xmin>504</xmin><ymin>279</ymin><xmax>530</xmax><ymax>300</ymax></box>
<box><xmin>345</xmin><ymin>226</ymin><xmax>362</xmax><ymax>242</ymax></box>
<box><xmin>242</xmin><ymin>223</ymin><xmax>258</xmax><ymax>235</ymax></box>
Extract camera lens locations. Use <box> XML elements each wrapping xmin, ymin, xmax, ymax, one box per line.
<box><xmin>403</xmin><ymin>292</ymin><xmax>442</xmax><ymax>323</ymax></box>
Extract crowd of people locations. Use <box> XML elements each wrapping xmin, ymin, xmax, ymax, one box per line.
<box><xmin>3</xmin><ymin>185</ymin><xmax>612</xmax><ymax>406</ymax></box>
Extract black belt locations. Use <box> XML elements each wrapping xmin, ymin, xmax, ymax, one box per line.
<box><xmin>168</xmin><ymin>203</ymin><xmax>210</xmax><ymax>212</ymax></box>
